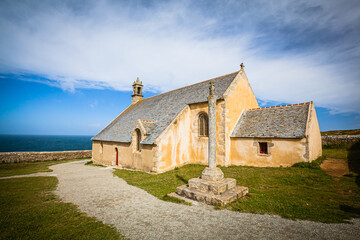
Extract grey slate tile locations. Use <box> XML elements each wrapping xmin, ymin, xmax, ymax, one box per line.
<box><xmin>231</xmin><ymin>103</ymin><xmax>310</xmax><ymax>139</ymax></box>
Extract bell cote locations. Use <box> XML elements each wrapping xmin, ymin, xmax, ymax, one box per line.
<box><xmin>132</xmin><ymin>77</ymin><xmax>143</xmax><ymax>104</ymax></box>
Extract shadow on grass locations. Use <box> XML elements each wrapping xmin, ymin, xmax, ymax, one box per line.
<box><xmin>175</xmin><ymin>174</ymin><xmax>188</xmax><ymax>184</ymax></box>
<box><xmin>347</xmin><ymin>141</ymin><xmax>360</xmax><ymax>186</ymax></box>
<box><xmin>340</xmin><ymin>204</ymin><xmax>360</xmax><ymax>215</ymax></box>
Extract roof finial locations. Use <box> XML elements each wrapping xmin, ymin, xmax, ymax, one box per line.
<box><xmin>136</xmin><ymin>77</ymin><xmax>140</xmax><ymax>83</ymax></box>
<box><xmin>240</xmin><ymin>62</ymin><xmax>245</xmax><ymax>70</ymax></box>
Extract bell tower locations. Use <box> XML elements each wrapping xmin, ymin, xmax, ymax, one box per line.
<box><xmin>132</xmin><ymin>77</ymin><xmax>143</xmax><ymax>104</ymax></box>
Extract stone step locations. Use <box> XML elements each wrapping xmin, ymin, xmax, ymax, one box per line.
<box><xmin>176</xmin><ymin>184</ymin><xmax>248</xmax><ymax>206</ymax></box>
<box><xmin>188</xmin><ymin>177</ymin><xmax>237</xmax><ymax>195</ymax></box>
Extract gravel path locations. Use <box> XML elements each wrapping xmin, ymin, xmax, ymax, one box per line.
<box><xmin>49</xmin><ymin>160</ymin><xmax>360</xmax><ymax>240</ymax></box>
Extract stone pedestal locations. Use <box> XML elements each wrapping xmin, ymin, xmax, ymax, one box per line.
<box><xmin>171</xmin><ymin>167</ymin><xmax>248</xmax><ymax>206</ymax></box>
<box><xmin>201</xmin><ymin>167</ymin><xmax>224</xmax><ymax>181</ymax></box>
<box><xmin>174</xmin><ymin>177</ymin><xmax>248</xmax><ymax>206</ymax></box>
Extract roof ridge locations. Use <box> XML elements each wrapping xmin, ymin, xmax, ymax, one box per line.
<box><xmin>140</xmin><ymin>71</ymin><xmax>240</xmax><ymax>102</ymax></box>
<box><xmin>247</xmin><ymin>102</ymin><xmax>311</xmax><ymax>111</ymax></box>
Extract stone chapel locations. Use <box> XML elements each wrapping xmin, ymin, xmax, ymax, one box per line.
<box><xmin>92</xmin><ymin>66</ymin><xmax>322</xmax><ymax>173</ymax></box>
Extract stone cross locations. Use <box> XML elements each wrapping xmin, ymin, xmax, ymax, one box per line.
<box><xmin>200</xmin><ymin>80</ymin><xmax>224</xmax><ymax>181</ymax></box>
<box><xmin>174</xmin><ymin>79</ymin><xmax>248</xmax><ymax>204</ymax></box>
<box><xmin>240</xmin><ymin>62</ymin><xmax>245</xmax><ymax>70</ymax></box>
<box><xmin>208</xmin><ymin>79</ymin><xmax>216</xmax><ymax>169</ymax></box>
<box><xmin>209</xmin><ymin>79</ymin><xmax>215</xmax><ymax>95</ymax></box>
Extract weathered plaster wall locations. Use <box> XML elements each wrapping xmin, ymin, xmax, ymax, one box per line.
<box><xmin>229</xmin><ymin>138</ymin><xmax>307</xmax><ymax>167</ymax></box>
<box><xmin>223</xmin><ymin>70</ymin><xmax>259</xmax><ymax>165</ymax></box>
<box><xmin>154</xmin><ymin>106</ymin><xmax>192</xmax><ymax>172</ymax></box>
<box><xmin>154</xmin><ymin>100</ymin><xmax>226</xmax><ymax>172</ymax></box>
<box><xmin>0</xmin><ymin>150</ymin><xmax>91</xmax><ymax>164</ymax></box>
<box><xmin>307</xmin><ymin>104</ymin><xmax>322</xmax><ymax>161</ymax></box>
<box><xmin>92</xmin><ymin>140</ymin><xmax>155</xmax><ymax>172</ymax></box>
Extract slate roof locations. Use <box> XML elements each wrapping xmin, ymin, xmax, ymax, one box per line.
<box><xmin>231</xmin><ymin>103</ymin><xmax>311</xmax><ymax>139</ymax></box>
<box><xmin>141</xmin><ymin>120</ymin><xmax>157</xmax><ymax>134</ymax></box>
<box><xmin>92</xmin><ymin>71</ymin><xmax>239</xmax><ymax>144</ymax></box>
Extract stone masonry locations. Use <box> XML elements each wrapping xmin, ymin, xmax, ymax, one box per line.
<box><xmin>322</xmin><ymin>135</ymin><xmax>360</xmax><ymax>146</ymax></box>
<box><xmin>0</xmin><ymin>150</ymin><xmax>92</xmax><ymax>164</ymax></box>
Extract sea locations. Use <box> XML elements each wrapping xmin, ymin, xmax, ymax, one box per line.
<box><xmin>0</xmin><ymin>135</ymin><xmax>93</xmax><ymax>152</ymax></box>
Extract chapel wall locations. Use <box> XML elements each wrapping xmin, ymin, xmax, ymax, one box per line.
<box><xmin>153</xmin><ymin>106</ymin><xmax>192</xmax><ymax>172</ymax></box>
<box><xmin>154</xmin><ymin>100</ymin><xmax>226</xmax><ymax>173</ymax></box>
<box><xmin>92</xmin><ymin>140</ymin><xmax>155</xmax><ymax>172</ymax></box>
<box><xmin>188</xmin><ymin>100</ymin><xmax>226</xmax><ymax>166</ymax></box>
<box><xmin>307</xmin><ymin>104</ymin><xmax>322</xmax><ymax>161</ymax></box>
<box><xmin>223</xmin><ymin>70</ymin><xmax>259</xmax><ymax>165</ymax></box>
<box><xmin>229</xmin><ymin>138</ymin><xmax>307</xmax><ymax>167</ymax></box>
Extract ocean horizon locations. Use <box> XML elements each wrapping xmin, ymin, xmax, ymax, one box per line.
<box><xmin>0</xmin><ymin>134</ymin><xmax>93</xmax><ymax>152</ymax></box>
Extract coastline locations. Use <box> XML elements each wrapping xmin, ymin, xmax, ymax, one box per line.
<box><xmin>0</xmin><ymin>134</ymin><xmax>92</xmax><ymax>152</ymax></box>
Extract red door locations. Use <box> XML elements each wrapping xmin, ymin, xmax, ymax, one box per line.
<box><xmin>115</xmin><ymin>148</ymin><xmax>118</xmax><ymax>165</ymax></box>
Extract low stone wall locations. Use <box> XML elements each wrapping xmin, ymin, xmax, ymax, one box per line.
<box><xmin>322</xmin><ymin>135</ymin><xmax>360</xmax><ymax>146</ymax></box>
<box><xmin>0</xmin><ymin>150</ymin><xmax>92</xmax><ymax>164</ymax></box>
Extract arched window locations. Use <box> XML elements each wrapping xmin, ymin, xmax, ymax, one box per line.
<box><xmin>135</xmin><ymin>128</ymin><xmax>142</xmax><ymax>151</ymax></box>
<box><xmin>199</xmin><ymin>113</ymin><xmax>209</xmax><ymax>136</ymax></box>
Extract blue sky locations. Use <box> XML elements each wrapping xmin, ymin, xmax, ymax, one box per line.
<box><xmin>0</xmin><ymin>0</ymin><xmax>359</xmax><ymax>135</ymax></box>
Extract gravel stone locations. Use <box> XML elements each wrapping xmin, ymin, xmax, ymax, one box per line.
<box><xmin>49</xmin><ymin>160</ymin><xmax>360</xmax><ymax>240</ymax></box>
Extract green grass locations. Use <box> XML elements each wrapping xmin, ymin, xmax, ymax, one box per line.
<box><xmin>114</xmin><ymin>163</ymin><xmax>360</xmax><ymax>223</ymax></box>
<box><xmin>322</xmin><ymin>142</ymin><xmax>360</xmax><ymax>164</ymax></box>
<box><xmin>85</xmin><ymin>160</ymin><xmax>106</xmax><ymax>167</ymax></box>
<box><xmin>0</xmin><ymin>159</ymin><xmax>86</xmax><ymax>177</ymax></box>
<box><xmin>323</xmin><ymin>148</ymin><xmax>349</xmax><ymax>160</ymax></box>
<box><xmin>321</xmin><ymin>129</ymin><xmax>360</xmax><ymax>136</ymax></box>
<box><xmin>222</xmin><ymin>165</ymin><xmax>359</xmax><ymax>223</ymax></box>
<box><xmin>114</xmin><ymin>165</ymin><xmax>202</xmax><ymax>204</ymax></box>
<box><xmin>292</xmin><ymin>156</ymin><xmax>326</xmax><ymax>169</ymax></box>
<box><xmin>0</xmin><ymin>177</ymin><xmax>124</xmax><ymax>240</ymax></box>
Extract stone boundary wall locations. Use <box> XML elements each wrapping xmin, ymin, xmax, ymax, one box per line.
<box><xmin>0</xmin><ymin>150</ymin><xmax>92</xmax><ymax>164</ymax></box>
<box><xmin>322</xmin><ymin>135</ymin><xmax>360</xmax><ymax>146</ymax></box>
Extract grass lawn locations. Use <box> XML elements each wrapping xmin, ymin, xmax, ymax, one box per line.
<box><xmin>321</xmin><ymin>129</ymin><xmax>360</xmax><ymax>136</ymax></box>
<box><xmin>0</xmin><ymin>176</ymin><xmax>124</xmax><ymax>240</ymax></box>
<box><xmin>0</xmin><ymin>159</ymin><xmax>86</xmax><ymax>177</ymax></box>
<box><xmin>114</xmin><ymin>162</ymin><xmax>360</xmax><ymax>223</ymax></box>
<box><xmin>323</xmin><ymin>148</ymin><xmax>348</xmax><ymax>160</ymax></box>
<box><xmin>85</xmin><ymin>160</ymin><xmax>106</xmax><ymax>167</ymax></box>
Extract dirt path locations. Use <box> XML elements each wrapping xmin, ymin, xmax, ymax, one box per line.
<box><xmin>321</xmin><ymin>158</ymin><xmax>350</xmax><ymax>178</ymax></box>
<box><xmin>46</xmin><ymin>160</ymin><xmax>360</xmax><ymax>240</ymax></box>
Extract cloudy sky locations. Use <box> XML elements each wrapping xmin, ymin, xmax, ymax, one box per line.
<box><xmin>0</xmin><ymin>0</ymin><xmax>359</xmax><ymax>135</ymax></box>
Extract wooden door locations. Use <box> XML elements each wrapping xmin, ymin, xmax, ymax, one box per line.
<box><xmin>115</xmin><ymin>148</ymin><xmax>118</xmax><ymax>165</ymax></box>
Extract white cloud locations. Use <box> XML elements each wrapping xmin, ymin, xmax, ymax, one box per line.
<box><xmin>0</xmin><ymin>0</ymin><xmax>359</xmax><ymax>113</ymax></box>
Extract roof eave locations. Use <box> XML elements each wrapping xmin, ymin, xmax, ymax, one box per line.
<box><xmin>230</xmin><ymin>136</ymin><xmax>305</xmax><ymax>139</ymax></box>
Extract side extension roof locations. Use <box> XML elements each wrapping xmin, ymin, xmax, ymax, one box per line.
<box><xmin>92</xmin><ymin>71</ymin><xmax>239</xmax><ymax>144</ymax></box>
<box><xmin>231</xmin><ymin>102</ymin><xmax>311</xmax><ymax>139</ymax></box>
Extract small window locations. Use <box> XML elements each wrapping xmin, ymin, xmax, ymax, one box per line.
<box><xmin>135</xmin><ymin>128</ymin><xmax>142</xmax><ymax>152</ymax></box>
<box><xmin>199</xmin><ymin>113</ymin><xmax>209</xmax><ymax>136</ymax></box>
<box><xmin>259</xmin><ymin>142</ymin><xmax>268</xmax><ymax>154</ymax></box>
